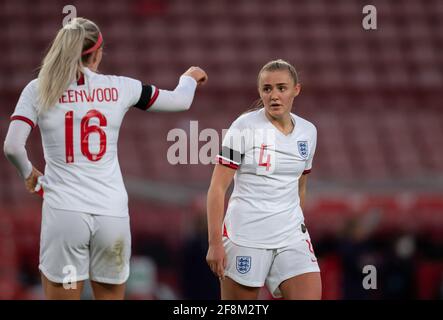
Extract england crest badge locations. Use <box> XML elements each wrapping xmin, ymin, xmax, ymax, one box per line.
<box><xmin>297</xmin><ymin>141</ymin><xmax>309</xmax><ymax>159</ymax></box>
<box><xmin>236</xmin><ymin>256</ymin><xmax>251</xmax><ymax>274</ymax></box>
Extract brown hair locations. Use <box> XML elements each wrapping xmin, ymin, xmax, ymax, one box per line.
<box><xmin>257</xmin><ymin>59</ymin><xmax>299</xmax><ymax>87</ymax></box>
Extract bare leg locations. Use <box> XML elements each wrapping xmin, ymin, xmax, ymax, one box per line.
<box><xmin>41</xmin><ymin>273</ymin><xmax>84</xmax><ymax>300</ymax></box>
<box><xmin>90</xmin><ymin>281</ymin><xmax>126</xmax><ymax>300</ymax></box>
<box><xmin>221</xmin><ymin>276</ymin><xmax>261</xmax><ymax>300</ymax></box>
<box><xmin>279</xmin><ymin>272</ymin><xmax>322</xmax><ymax>300</ymax></box>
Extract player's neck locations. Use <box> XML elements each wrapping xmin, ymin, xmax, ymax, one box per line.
<box><xmin>266</xmin><ymin>112</ymin><xmax>294</xmax><ymax>135</ymax></box>
<box><xmin>85</xmin><ymin>64</ymin><xmax>98</xmax><ymax>72</ymax></box>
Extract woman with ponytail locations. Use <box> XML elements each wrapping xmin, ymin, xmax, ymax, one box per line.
<box><xmin>4</xmin><ymin>17</ymin><xmax>207</xmax><ymax>300</ymax></box>
<box><xmin>206</xmin><ymin>59</ymin><xmax>321</xmax><ymax>300</ymax></box>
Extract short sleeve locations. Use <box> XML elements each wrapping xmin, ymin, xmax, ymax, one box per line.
<box><xmin>303</xmin><ymin>126</ymin><xmax>317</xmax><ymax>174</ymax></box>
<box><xmin>11</xmin><ymin>80</ymin><xmax>38</xmax><ymax>129</ymax></box>
<box><xmin>116</xmin><ymin>76</ymin><xmax>141</xmax><ymax>108</ymax></box>
<box><xmin>216</xmin><ymin>118</ymin><xmax>247</xmax><ymax>170</ymax></box>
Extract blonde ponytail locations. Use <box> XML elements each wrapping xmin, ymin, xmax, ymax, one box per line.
<box><xmin>37</xmin><ymin>18</ymin><xmax>101</xmax><ymax>114</ymax></box>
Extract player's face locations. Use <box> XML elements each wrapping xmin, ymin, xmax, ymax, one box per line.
<box><xmin>258</xmin><ymin>70</ymin><xmax>301</xmax><ymax>120</ymax></box>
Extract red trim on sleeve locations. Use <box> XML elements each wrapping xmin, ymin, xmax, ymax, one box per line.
<box><xmin>302</xmin><ymin>169</ymin><xmax>311</xmax><ymax>175</ymax></box>
<box><xmin>223</xmin><ymin>224</ymin><xmax>228</xmax><ymax>238</ymax></box>
<box><xmin>217</xmin><ymin>156</ymin><xmax>239</xmax><ymax>170</ymax></box>
<box><xmin>145</xmin><ymin>87</ymin><xmax>159</xmax><ymax>110</ymax></box>
<box><xmin>10</xmin><ymin>115</ymin><xmax>36</xmax><ymax>129</ymax></box>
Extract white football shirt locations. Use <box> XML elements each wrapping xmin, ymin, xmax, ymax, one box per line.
<box><xmin>10</xmin><ymin>67</ymin><xmax>191</xmax><ymax>217</ymax></box>
<box><xmin>216</xmin><ymin>108</ymin><xmax>317</xmax><ymax>248</ymax></box>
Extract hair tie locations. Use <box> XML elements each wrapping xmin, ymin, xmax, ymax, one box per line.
<box><xmin>82</xmin><ymin>33</ymin><xmax>103</xmax><ymax>56</ymax></box>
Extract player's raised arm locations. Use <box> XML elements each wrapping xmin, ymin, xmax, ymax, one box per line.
<box><xmin>135</xmin><ymin>66</ymin><xmax>208</xmax><ymax>113</ymax></box>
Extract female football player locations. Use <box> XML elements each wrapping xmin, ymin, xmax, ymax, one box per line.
<box><xmin>206</xmin><ymin>59</ymin><xmax>321</xmax><ymax>300</ymax></box>
<box><xmin>4</xmin><ymin>17</ymin><xmax>207</xmax><ymax>300</ymax></box>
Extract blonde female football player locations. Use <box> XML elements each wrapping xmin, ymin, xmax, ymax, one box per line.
<box><xmin>206</xmin><ymin>59</ymin><xmax>321</xmax><ymax>300</ymax></box>
<box><xmin>3</xmin><ymin>17</ymin><xmax>207</xmax><ymax>300</ymax></box>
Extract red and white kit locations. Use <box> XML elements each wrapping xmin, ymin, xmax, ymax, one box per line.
<box><xmin>5</xmin><ymin>68</ymin><xmax>197</xmax><ymax>283</ymax></box>
<box><xmin>216</xmin><ymin>108</ymin><xmax>320</xmax><ymax>297</ymax></box>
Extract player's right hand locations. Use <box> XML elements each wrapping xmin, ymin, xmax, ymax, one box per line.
<box><xmin>206</xmin><ymin>242</ymin><xmax>226</xmax><ymax>280</ymax></box>
<box><xmin>183</xmin><ymin>66</ymin><xmax>208</xmax><ymax>86</ymax></box>
<box><xmin>24</xmin><ymin>166</ymin><xmax>43</xmax><ymax>194</ymax></box>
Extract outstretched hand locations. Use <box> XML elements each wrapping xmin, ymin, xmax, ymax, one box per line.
<box><xmin>24</xmin><ymin>166</ymin><xmax>43</xmax><ymax>194</ymax></box>
<box><xmin>183</xmin><ymin>66</ymin><xmax>208</xmax><ymax>86</ymax></box>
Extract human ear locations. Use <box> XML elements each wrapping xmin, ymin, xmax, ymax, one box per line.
<box><xmin>294</xmin><ymin>83</ymin><xmax>301</xmax><ymax>97</ymax></box>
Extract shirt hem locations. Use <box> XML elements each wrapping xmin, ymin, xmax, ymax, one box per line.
<box><xmin>43</xmin><ymin>200</ymin><xmax>129</xmax><ymax>217</ymax></box>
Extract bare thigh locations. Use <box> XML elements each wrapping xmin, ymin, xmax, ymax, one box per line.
<box><xmin>41</xmin><ymin>273</ymin><xmax>85</xmax><ymax>300</ymax></box>
<box><xmin>221</xmin><ymin>276</ymin><xmax>261</xmax><ymax>300</ymax></box>
<box><xmin>279</xmin><ymin>272</ymin><xmax>322</xmax><ymax>300</ymax></box>
<box><xmin>90</xmin><ymin>281</ymin><xmax>126</xmax><ymax>300</ymax></box>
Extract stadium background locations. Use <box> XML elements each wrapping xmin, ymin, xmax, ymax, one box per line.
<box><xmin>0</xmin><ymin>0</ymin><xmax>442</xmax><ymax>299</ymax></box>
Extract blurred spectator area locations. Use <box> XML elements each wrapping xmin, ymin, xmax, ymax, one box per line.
<box><xmin>0</xmin><ymin>0</ymin><xmax>442</xmax><ymax>299</ymax></box>
<box><xmin>0</xmin><ymin>0</ymin><xmax>442</xmax><ymax>186</ymax></box>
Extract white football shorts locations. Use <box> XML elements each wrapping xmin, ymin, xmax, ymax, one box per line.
<box><xmin>39</xmin><ymin>201</ymin><xmax>131</xmax><ymax>285</ymax></box>
<box><xmin>223</xmin><ymin>223</ymin><xmax>320</xmax><ymax>298</ymax></box>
